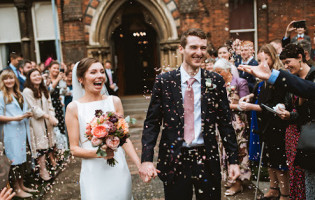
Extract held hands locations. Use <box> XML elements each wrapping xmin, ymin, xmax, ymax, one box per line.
<box><xmin>238</xmin><ymin>52</ymin><xmax>271</xmax><ymax>81</ymax></box>
<box><xmin>139</xmin><ymin>162</ymin><xmax>160</xmax><ymax>183</ymax></box>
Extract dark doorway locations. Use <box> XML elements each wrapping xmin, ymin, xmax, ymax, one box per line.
<box><xmin>113</xmin><ymin>1</ymin><xmax>159</xmax><ymax>95</ymax></box>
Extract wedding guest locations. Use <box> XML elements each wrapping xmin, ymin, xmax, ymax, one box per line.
<box><xmin>270</xmin><ymin>39</ymin><xmax>283</xmax><ymax>55</ymax></box>
<box><xmin>1</xmin><ymin>53</ymin><xmax>24</xmax><ymax>91</ymax></box>
<box><xmin>277</xmin><ymin>44</ymin><xmax>315</xmax><ymax>200</ymax></box>
<box><xmin>38</xmin><ymin>62</ymin><xmax>45</xmax><ymax>73</ymax></box>
<box><xmin>217</xmin><ymin>45</ymin><xmax>239</xmax><ymax>78</ymax></box>
<box><xmin>23</xmin><ymin>68</ymin><xmax>59</xmax><ymax>181</ymax></box>
<box><xmin>239</xmin><ymin>44</ymin><xmax>290</xmax><ymax>199</ymax></box>
<box><xmin>213</xmin><ymin>58</ymin><xmax>251</xmax><ymax>196</ymax></box>
<box><xmin>48</xmin><ymin>61</ymin><xmax>66</xmax><ymax>135</ymax></box>
<box><xmin>64</xmin><ymin>69</ymin><xmax>73</xmax><ymax>110</ymax></box>
<box><xmin>17</xmin><ymin>59</ymin><xmax>32</xmax><ymax>81</ymax></box>
<box><xmin>31</xmin><ymin>61</ymin><xmax>37</xmax><ymax>69</ymax></box>
<box><xmin>297</xmin><ymin>39</ymin><xmax>315</xmax><ymax>67</ymax></box>
<box><xmin>104</xmin><ymin>61</ymin><xmax>118</xmax><ymax>96</ymax></box>
<box><xmin>0</xmin><ymin>70</ymin><xmax>36</xmax><ymax>198</ymax></box>
<box><xmin>236</xmin><ymin>41</ymin><xmax>258</xmax><ymax>92</ymax></box>
<box><xmin>282</xmin><ymin>20</ymin><xmax>311</xmax><ymax>48</ymax></box>
<box><xmin>201</xmin><ymin>58</ymin><xmax>215</xmax><ymax>71</ymax></box>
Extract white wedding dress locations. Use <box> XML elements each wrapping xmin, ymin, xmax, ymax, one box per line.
<box><xmin>75</xmin><ymin>96</ymin><xmax>133</xmax><ymax>200</ymax></box>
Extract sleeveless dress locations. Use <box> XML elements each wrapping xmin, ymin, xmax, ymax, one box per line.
<box><xmin>75</xmin><ymin>96</ymin><xmax>133</xmax><ymax>200</ymax></box>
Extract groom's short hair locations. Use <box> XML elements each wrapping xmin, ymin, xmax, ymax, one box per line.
<box><xmin>180</xmin><ymin>28</ymin><xmax>207</xmax><ymax>48</ymax></box>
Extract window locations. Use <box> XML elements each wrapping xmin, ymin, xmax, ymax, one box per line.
<box><xmin>229</xmin><ymin>0</ymin><xmax>258</xmax><ymax>54</ymax></box>
<box><xmin>0</xmin><ymin>5</ymin><xmax>21</xmax><ymax>68</ymax></box>
<box><xmin>32</xmin><ymin>2</ymin><xmax>62</xmax><ymax>63</ymax></box>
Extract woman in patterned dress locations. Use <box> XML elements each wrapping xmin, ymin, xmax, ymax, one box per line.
<box><xmin>213</xmin><ymin>58</ymin><xmax>251</xmax><ymax>196</ymax></box>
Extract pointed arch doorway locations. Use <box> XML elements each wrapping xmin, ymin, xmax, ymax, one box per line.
<box><xmin>112</xmin><ymin>1</ymin><xmax>159</xmax><ymax>95</ymax></box>
<box><xmin>87</xmin><ymin>0</ymin><xmax>180</xmax><ymax>96</ymax></box>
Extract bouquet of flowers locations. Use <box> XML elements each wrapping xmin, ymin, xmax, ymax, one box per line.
<box><xmin>85</xmin><ymin>110</ymin><xmax>135</xmax><ymax>166</ymax></box>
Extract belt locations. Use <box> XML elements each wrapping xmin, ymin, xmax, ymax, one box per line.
<box><xmin>181</xmin><ymin>145</ymin><xmax>206</xmax><ymax>153</ymax></box>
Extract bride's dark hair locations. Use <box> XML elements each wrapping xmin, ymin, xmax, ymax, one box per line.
<box><xmin>77</xmin><ymin>57</ymin><xmax>100</xmax><ymax>79</ymax></box>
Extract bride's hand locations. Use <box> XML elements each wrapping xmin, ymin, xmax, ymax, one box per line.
<box><xmin>105</xmin><ymin>148</ymin><xmax>114</xmax><ymax>159</ymax></box>
<box><xmin>139</xmin><ymin>162</ymin><xmax>160</xmax><ymax>183</ymax></box>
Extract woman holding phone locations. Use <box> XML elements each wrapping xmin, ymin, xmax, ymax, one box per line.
<box><xmin>239</xmin><ymin>44</ymin><xmax>290</xmax><ymax>199</ymax></box>
<box><xmin>48</xmin><ymin>61</ymin><xmax>66</xmax><ymax>136</ymax></box>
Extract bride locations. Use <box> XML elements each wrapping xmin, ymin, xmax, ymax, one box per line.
<box><xmin>65</xmin><ymin>57</ymin><xmax>141</xmax><ymax>200</ymax></box>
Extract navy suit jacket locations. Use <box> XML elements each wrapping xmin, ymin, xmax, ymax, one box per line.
<box><xmin>1</xmin><ymin>66</ymin><xmax>25</xmax><ymax>91</ymax></box>
<box><xmin>274</xmin><ymin>69</ymin><xmax>315</xmax><ymax>100</ymax></box>
<box><xmin>141</xmin><ymin>68</ymin><xmax>238</xmax><ymax>183</ymax></box>
<box><xmin>282</xmin><ymin>35</ymin><xmax>311</xmax><ymax>47</ymax></box>
<box><xmin>236</xmin><ymin>58</ymin><xmax>258</xmax><ymax>93</ymax></box>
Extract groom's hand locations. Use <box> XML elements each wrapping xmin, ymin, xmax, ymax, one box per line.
<box><xmin>139</xmin><ymin>162</ymin><xmax>160</xmax><ymax>183</ymax></box>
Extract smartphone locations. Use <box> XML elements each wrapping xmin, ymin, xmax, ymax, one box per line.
<box><xmin>293</xmin><ymin>20</ymin><xmax>306</xmax><ymax>28</ymax></box>
<box><xmin>59</xmin><ymin>68</ymin><xmax>65</xmax><ymax>73</ymax></box>
<box><xmin>44</xmin><ymin>70</ymin><xmax>49</xmax><ymax>76</ymax></box>
<box><xmin>261</xmin><ymin>104</ymin><xmax>279</xmax><ymax>115</ymax></box>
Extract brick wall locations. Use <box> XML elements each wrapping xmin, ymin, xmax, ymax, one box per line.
<box><xmin>58</xmin><ymin>0</ymin><xmax>86</xmax><ymax>63</ymax></box>
<box><xmin>58</xmin><ymin>0</ymin><xmax>314</xmax><ymax>62</ymax></box>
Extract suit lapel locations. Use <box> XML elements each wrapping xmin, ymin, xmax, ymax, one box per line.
<box><xmin>171</xmin><ymin>68</ymin><xmax>184</xmax><ymax>125</ymax></box>
<box><xmin>200</xmin><ymin>69</ymin><xmax>207</xmax><ymax>127</ymax></box>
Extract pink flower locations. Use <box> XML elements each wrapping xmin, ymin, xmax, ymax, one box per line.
<box><xmin>91</xmin><ymin>136</ymin><xmax>103</xmax><ymax>147</ymax></box>
<box><xmin>86</xmin><ymin>124</ymin><xmax>92</xmax><ymax>136</ymax></box>
<box><xmin>105</xmin><ymin>136</ymin><xmax>120</xmax><ymax>150</ymax></box>
<box><xmin>92</xmin><ymin>125</ymin><xmax>109</xmax><ymax>138</ymax></box>
<box><xmin>99</xmin><ymin>115</ymin><xmax>105</xmax><ymax>124</ymax></box>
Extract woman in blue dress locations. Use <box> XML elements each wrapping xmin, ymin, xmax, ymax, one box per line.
<box><xmin>0</xmin><ymin>69</ymin><xmax>36</xmax><ymax>198</ymax></box>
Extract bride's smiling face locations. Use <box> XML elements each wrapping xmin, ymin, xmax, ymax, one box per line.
<box><xmin>81</xmin><ymin>62</ymin><xmax>106</xmax><ymax>93</ymax></box>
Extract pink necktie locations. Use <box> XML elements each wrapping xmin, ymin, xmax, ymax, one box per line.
<box><xmin>184</xmin><ymin>78</ymin><xmax>195</xmax><ymax>144</ymax></box>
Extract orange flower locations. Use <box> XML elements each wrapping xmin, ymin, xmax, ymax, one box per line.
<box><xmin>117</xmin><ymin>118</ymin><xmax>129</xmax><ymax>134</ymax></box>
<box><xmin>92</xmin><ymin>125</ymin><xmax>109</xmax><ymax>138</ymax></box>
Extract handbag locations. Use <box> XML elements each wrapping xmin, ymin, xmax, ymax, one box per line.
<box><xmin>296</xmin><ymin>122</ymin><xmax>315</xmax><ymax>152</ymax></box>
<box><xmin>0</xmin><ymin>104</ymin><xmax>12</xmax><ymax>189</ymax></box>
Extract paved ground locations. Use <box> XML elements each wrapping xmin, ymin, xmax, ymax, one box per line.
<box><xmin>40</xmin><ymin>95</ymin><xmax>266</xmax><ymax>200</ymax></box>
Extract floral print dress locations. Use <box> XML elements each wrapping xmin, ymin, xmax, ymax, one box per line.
<box><xmin>217</xmin><ymin>77</ymin><xmax>251</xmax><ymax>182</ymax></box>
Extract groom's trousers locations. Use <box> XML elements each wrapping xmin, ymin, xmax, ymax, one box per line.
<box><xmin>163</xmin><ymin>146</ymin><xmax>221</xmax><ymax>200</ymax></box>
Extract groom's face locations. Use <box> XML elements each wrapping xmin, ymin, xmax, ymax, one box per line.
<box><xmin>179</xmin><ymin>36</ymin><xmax>207</xmax><ymax>70</ymax></box>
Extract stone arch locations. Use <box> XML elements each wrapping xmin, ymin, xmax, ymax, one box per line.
<box><xmin>84</xmin><ymin>0</ymin><xmax>181</xmax><ymax>68</ymax></box>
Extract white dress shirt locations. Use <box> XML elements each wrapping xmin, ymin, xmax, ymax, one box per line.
<box><xmin>106</xmin><ymin>69</ymin><xmax>113</xmax><ymax>84</ymax></box>
<box><xmin>180</xmin><ymin>66</ymin><xmax>204</xmax><ymax>147</ymax></box>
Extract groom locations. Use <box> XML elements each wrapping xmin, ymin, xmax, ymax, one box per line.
<box><xmin>139</xmin><ymin>28</ymin><xmax>240</xmax><ymax>199</ymax></box>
